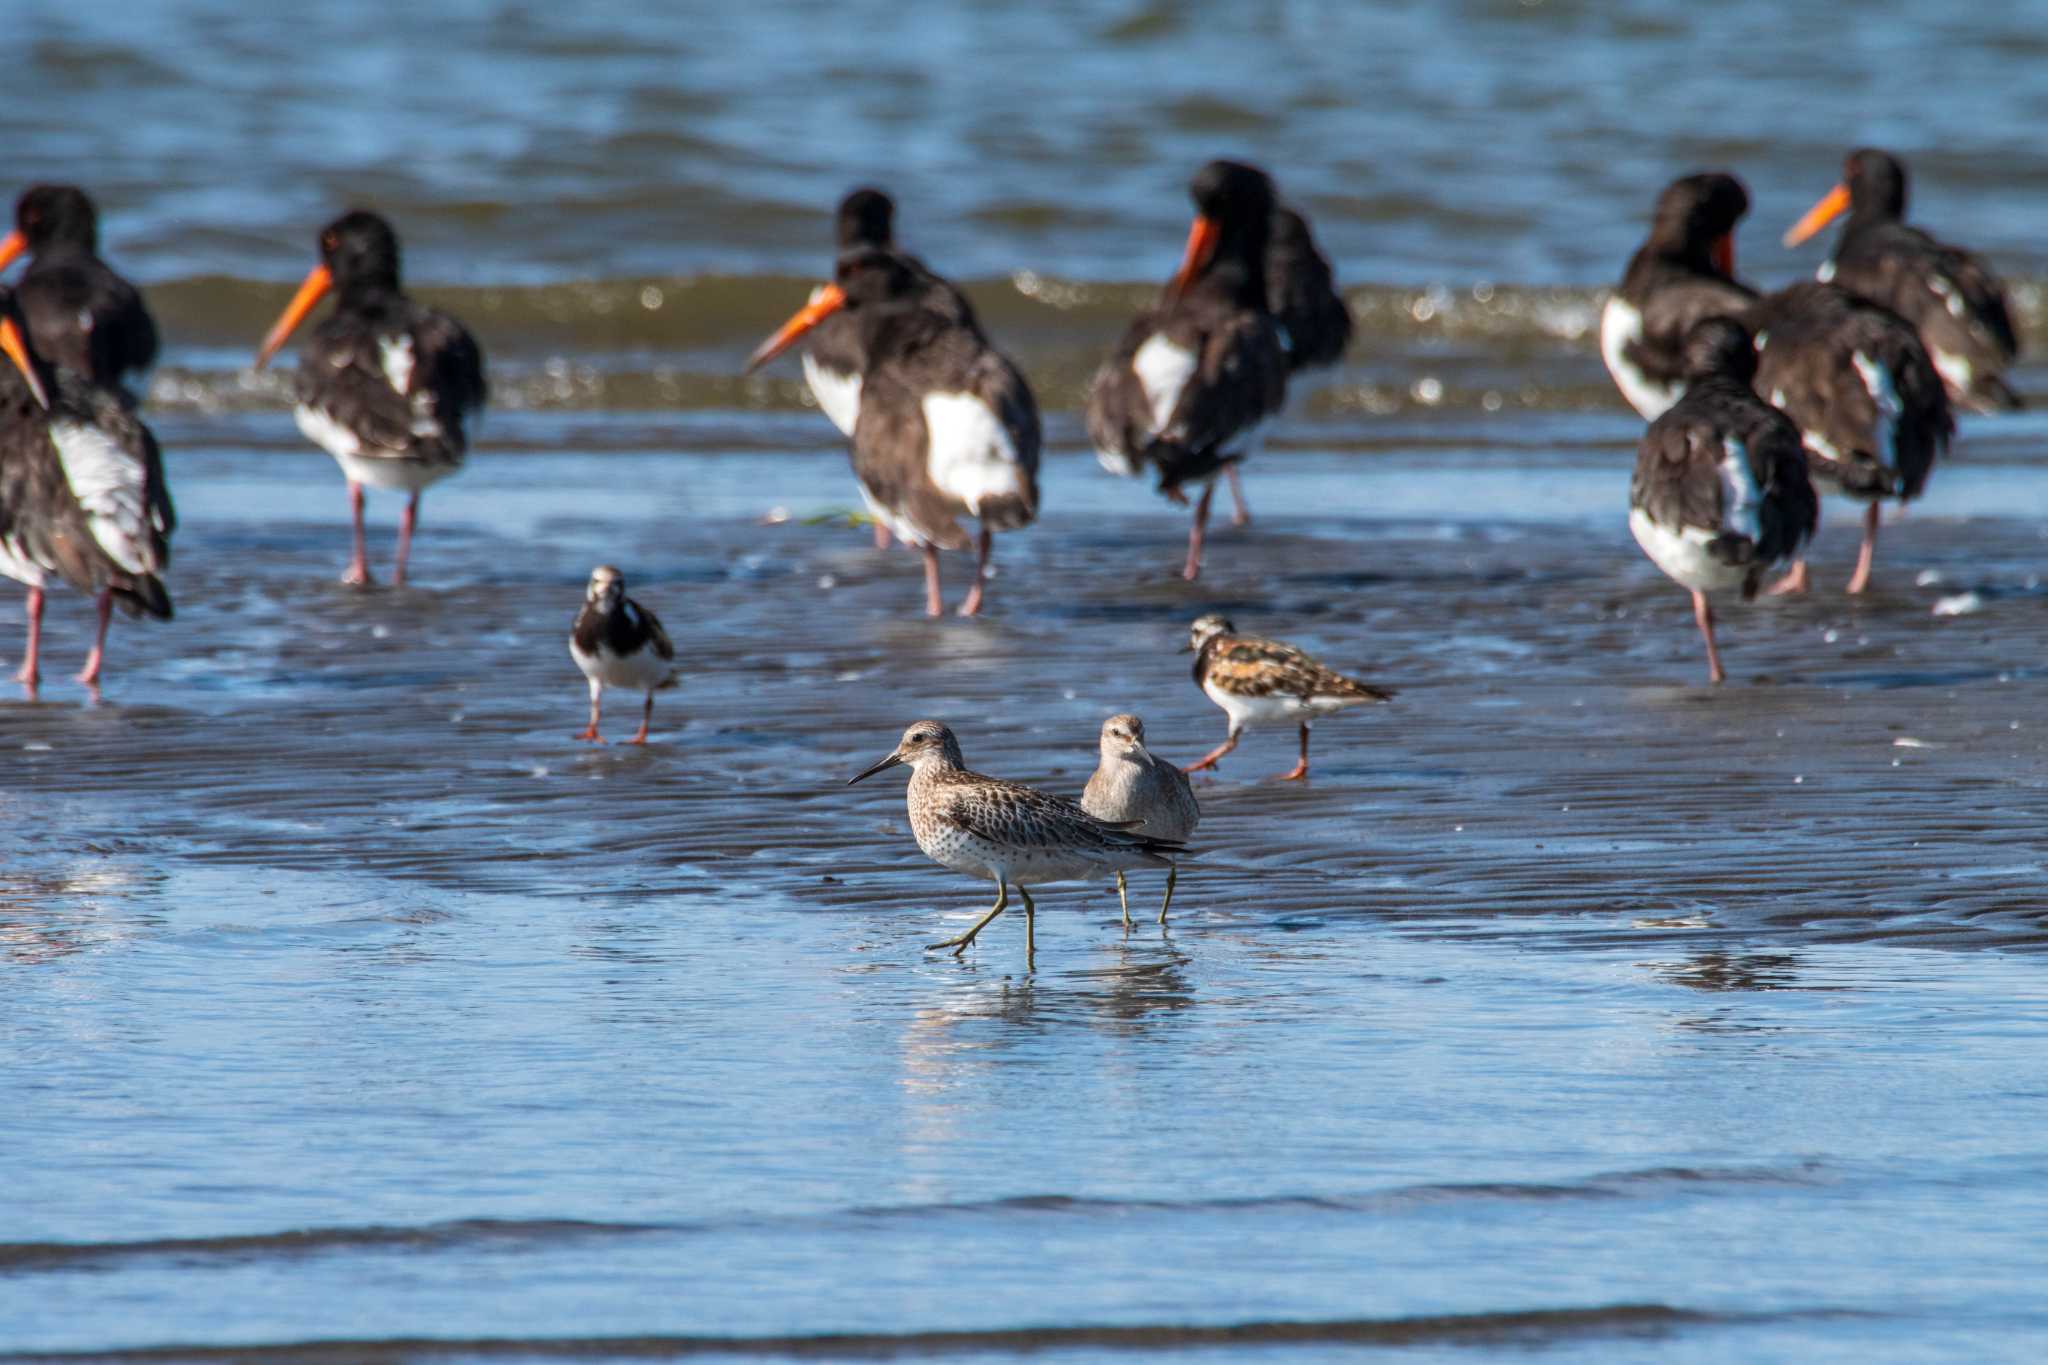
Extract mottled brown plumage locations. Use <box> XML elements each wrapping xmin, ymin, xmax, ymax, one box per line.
<box><xmin>848</xmin><ymin>720</ymin><xmax>1183</xmax><ymax>963</ymax></box>
<box><xmin>1184</xmin><ymin>615</ymin><xmax>1393</xmax><ymax>780</ymax></box>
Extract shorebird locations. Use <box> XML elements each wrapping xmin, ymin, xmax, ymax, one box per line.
<box><xmin>1628</xmin><ymin>318</ymin><xmax>1818</xmax><ymax>684</ymax></box>
<box><xmin>748</xmin><ymin>249</ymin><xmax>1039</xmax><ymax>617</ymax></box>
<box><xmin>1783</xmin><ymin>148</ymin><xmax>2021</xmax><ymax>413</ymax></box>
<box><xmin>0</xmin><ymin>289</ymin><xmax>173</xmax><ymax>694</ymax></box>
<box><xmin>254</xmin><ymin>210</ymin><xmax>488</xmax><ymax>587</ymax></box>
<box><xmin>1087</xmin><ymin>160</ymin><xmax>1288</xmax><ymax>580</ymax></box>
<box><xmin>1183</xmin><ymin>615</ymin><xmax>1392</xmax><ymax>780</ymax></box>
<box><xmin>1080</xmin><ymin>713</ymin><xmax>1200</xmax><ymax>928</ymax></box>
<box><xmin>568</xmin><ymin>565</ymin><xmax>677</xmax><ymax>744</ymax></box>
<box><xmin>1601</xmin><ymin>173</ymin><xmax>1757</xmax><ymax>419</ymax></box>
<box><xmin>1749</xmin><ymin>282</ymin><xmax>1952</xmax><ymax>595</ymax></box>
<box><xmin>1239</xmin><ymin>202</ymin><xmax>1353</xmax><ymax>527</ymax></box>
<box><xmin>847</xmin><ymin>720</ymin><xmax>1184</xmax><ymax>963</ymax></box>
<box><xmin>792</xmin><ymin>189</ymin><xmax>979</xmax><ymax>550</ymax></box>
<box><xmin>0</xmin><ymin>185</ymin><xmax>157</xmax><ymax>404</ymax></box>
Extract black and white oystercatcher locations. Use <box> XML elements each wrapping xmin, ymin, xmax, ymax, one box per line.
<box><xmin>1748</xmin><ymin>282</ymin><xmax>1952</xmax><ymax>595</ymax></box>
<box><xmin>0</xmin><ymin>185</ymin><xmax>158</xmax><ymax>403</ymax></box>
<box><xmin>1182</xmin><ymin>614</ymin><xmax>1392</xmax><ymax>781</ymax></box>
<box><xmin>1601</xmin><ymin>173</ymin><xmax>1757</xmax><ymax>419</ymax></box>
<box><xmin>0</xmin><ymin>289</ymin><xmax>173</xmax><ymax>693</ymax></box>
<box><xmin>254</xmin><ymin>211</ymin><xmax>487</xmax><ymax>587</ymax></box>
<box><xmin>1628</xmin><ymin>318</ymin><xmax>1818</xmax><ymax>684</ymax></box>
<box><xmin>747</xmin><ymin>249</ymin><xmax>1039</xmax><ymax>617</ymax></box>
<box><xmin>1783</xmin><ymin>148</ymin><xmax>2022</xmax><ymax>413</ymax></box>
<box><xmin>568</xmin><ymin>565</ymin><xmax>677</xmax><ymax>745</ymax></box>
<box><xmin>1087</xmin><ymin>160</ymin><xmax>1289</xmax><ymax>580</ymax></box>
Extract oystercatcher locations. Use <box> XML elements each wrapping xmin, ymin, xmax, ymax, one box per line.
<box><xmin>1628</xmin><ymin>318</ymin><xmax>1818</xmax><ymax>683</ymax></box>
<box><xmin>1087</xmin><ymin>160</ymin><xmax>1289</xmax><ymax>580</ymax></box>
<box><xmin>1749</xmin><ymin>282</ymin><xmax>1952</xmax><ymax>595</ymax></box>
<box><xmin>0</xmin><ymin>289</ymin><xmax>173</xmax><ymax>694</ymax></box>
<box><xmin>748</xmin><ymin>248</ymin><xmax>1039</xmax><ymax>617</ymax></box>
<box><xmin>1784</xmin><ymin>148</ymin><xmax>2022</xmax><ymax>413</ymax></box>
<box><xmin>1601</xmin><ymin>173</ymin><xmax>1756</xmax><ymax>419</ymax></box>
<box><xmin>254</xmin><ymin>211</ymin><xmax>487</xmax><ymax>587</ymax></box>
<box><xmin>0</xmin><ymin>184</ymin><xmax>158</xmax><ymax>403</ymax></box>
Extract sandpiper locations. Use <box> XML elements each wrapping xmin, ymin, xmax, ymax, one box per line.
<box><xmin>1184</xmin><ymin>615</ymin><xmax>1393</xmax><ymax>781</ymax></box>
<box><xmin>1628</xmin><ymin>318</ymin><xmax>1817</xmax><ymax>684</ymax></box>
<box><xmin>568</xmin><ymin>565</ymin><xmax>677</xmax><ymax>744</ymax></box>
<box><xmin>848</xmin><ymin>720</ymin><xmax>1184</xmax><ymax>964</ymax></box>
<box><xmin>1080</xmin><ymin>713</ymin><xmax>1200</xmax><ymax>928</ymax></box>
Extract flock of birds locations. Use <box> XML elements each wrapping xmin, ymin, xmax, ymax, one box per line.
<box><xmin>0</xmin><ymin>146</ymin><xmax>2024</xmax><ymax>961</ymax></box>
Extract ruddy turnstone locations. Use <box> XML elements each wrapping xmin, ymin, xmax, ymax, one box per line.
<box><xmin>255</xmin><ymin>210</ymin><xmax>487</xmax><ymax>587</ymax></box>
<box><xmin>1748</xmin><ymin>282</ymin><xmax>1952</xmax><ymax>595</ymax></box>
<box><xmin>1783</xmin><ymin>148</ymin><xmax>2020</xmax><ymax>414</ymax></box>
<box><xmin>1087</xmin><ymin>160</ymin><xmax>1288</xmax><ymax>580</ymax></box>
<box><xmin>1183</xmin><ymin>615</ymin><xmax>1392</xmax><ymax>780</ymax></box>
<box><xmin>847</xmin><ymin>720</ymin><xmax>1184</xmax><ymax>964</ymax></box>
<box><xmin>1628</xmin><ymin>318</ymin><xmax>1818</xmax><ymax>684</ymax></box>
<box><xmin>748</xmin><ymin>249</ymin><xmax>1039</xmax><ymax>618</ymax></box>
<box><xmin>568</xmin><ymin>565</ymin><xmax>677</xmax><ymax>745</ymax></box>
<box><xmin>1600</xmin><ymin>173</ymin><xmax>1757</xmax><ymax>420</ymax></box>
<box><xmin>1080</xmin><ymin>713</ymin><xmax>1200</xmax><ymax>927</ymax></box>
<box><xmin>0</xmin><ymin>185</ymin><xmax>158</xmax><ymax>404</ymax></box>
<box><xmin>0</xmin><ymin>288</ymin><xmax>173</xmax><ymax>694</ymax></box>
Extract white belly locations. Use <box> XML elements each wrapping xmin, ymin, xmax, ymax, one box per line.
<box><xmin>1629</xmin><ymin>508</ymin><xmax>1751</xmax><ymax>594</ymax></box>
<box><xmin>570</xmin><ymin>639</ymin><xmax>677</xmax><ymax>693</ymax></box>
<box><xmin>296</xmin><ymin>406</ymin><xmax>461</xmax><ymax>493</ymax></box>
<box><xmin>1600</xmin><ymin>297</ymin><xmax>1681</xmax><ymax>420</ymax></box>
<box><xmin>801</xmin><ymin>354</ymin><xmax>862</xmax><ymax>436</ymax></box>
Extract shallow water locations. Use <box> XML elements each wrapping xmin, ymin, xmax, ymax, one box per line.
<box><xmin>5</xmin><ymin>413</ymin><xmax>2048</xmax><ymax>1361</ymax></box>
<box><xmin>10</xmin><ymin>2</ymin><xmax>2048</xmax><ymax>1360</ymax></box>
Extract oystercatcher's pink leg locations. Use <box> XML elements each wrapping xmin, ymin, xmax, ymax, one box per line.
<box><xmin>872</xmin><ymin>522</ymin><xmax>891</xmax><ymax>551</ymax></box>
<box><xmin>16</xmin><ymin>587</ymin><xmax>43</xmax><ymax>691</ymax></box>
<box><xmin>1845</xmin><ymin>502</ymin><xmax>1881</xmax><ymax>595</ymax></box>
<box><xmin>921</xmin><ymin>543</ymin><xmax>944</xmax><ymax>617</ymax></box>
<box><xmin>957</xmin><ymin>524</ymin><xmax>992</xmax><ymax>617</ymax></box>
<box><xmin>393</xmin><ymin>493</ymin><xmax>420</xmax><ymax>587</ymax></box>
<box><xmin>1763</xmin><ymin>559</ymin><xmax>1810</xmax><ymax>597</ymax></box>
<box><xmin>1182</xmin><ymin>480</ymin><xmax>1217</xmax><ymax>581</ymax></box>
<box><xmin>75</xmin><ymin>589</ymin><xmax>113</xmax><ymax>687</ymax></box>
<box><xmin>1226</xmin><ymin>464</ymin><xmax>1252</xmax><ymax>527</ymax></box>
<box><xmin>1693</xmin><ymin>589</ymin><xmax>1726</xmax><ymax>685</ymax></box>
<box><xmin>342</xmin><ymin>483</ymin><xmax>374</xmax><ymax>586</ymax></box>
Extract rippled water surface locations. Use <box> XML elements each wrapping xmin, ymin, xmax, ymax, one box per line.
<box><xmin>7</xmin><ymin>2</ymin><xmax>2048</xmax><ymax>1361</ymax></box>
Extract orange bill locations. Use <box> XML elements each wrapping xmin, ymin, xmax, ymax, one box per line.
<box><xmin>0</xmin><ymin>229</ymin><xmax>26</xmax><ymax>274</ymax></box>
<box><xmin>1711</xmin><ymin>232</ymin><xmax>1735</xmax><ymax>278</ymax></box>
<box><xmin>0</xmin><ymin>315</ymin><xmax>49</xmax><ymax>409</ymax></box>
<box><xmin>1167</xmin><ymin>215</ymin><xmax>1221</xmax><ymax>302</ymax></box>
<box><xmin>744</xmin><ymin>283</ymin><xmax>846</xmax><ymax>373</ymax></box>
<box><xmin>254</xmin><ymin>263</ymin><xmax>334</xmax><ymax>370</ymax></box>
<box><xmin>1783</xmin><ymin>183</ymin><xmax>1851</xmax><ymax>248</ymax></box>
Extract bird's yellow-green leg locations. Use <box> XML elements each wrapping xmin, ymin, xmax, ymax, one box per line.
<box><xmin>1115</xmin><ymin>871</ymin><xmax>1131</xmax><ymax>932</ymax></box>
<box><xmin>930</xmin><ymin>880</ymin><xmax>1007</xmax><ymax>956</ymax></box>
<box><xmin>1018</xmin><ymin>884</ymin><xmax>1037</xmax><ymax>966</ymax></box>
<box><xmin>1158</xmin><ymin>865</ymin><xmax>1177</xmax><ymax>926</ymax></box>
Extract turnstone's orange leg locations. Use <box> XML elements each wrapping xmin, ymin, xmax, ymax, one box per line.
<box><xmin>1693</xmin><ymin>589</ymin><xmax>1727</xmax><ymax>685</ymax></box>
<box><xmin>1226</xmin><ymin>464</ymin><xmax>1252</xmax><ymax>527</ymax></box>
<box><xmin>1184</xmin><ymin>726</ymin><xmax>1239</xmax><ymax>773</ymax></box>
<box><xmin>1277</xmin><ymin>723</ymin><xmax>1311</xmax><ymax>780</ymax></box>
<box><xmin>957</xmin><ymin>524</ymin><xmax>992</xmax><ymax>617</ymax></box>
<box><xmin>574</xmin><ymin>680</ymin><xmax>605</xmax><ymax>743</ymax></box>
<box><xmin>1845</xmin><ymin>501</ymin><xmax>1881</xmax><ymax>595</ymax></box>
<box><xmin>626</xmin><ymin>692</ymin><xmax>653</xmax><ymax>745</ymax></box>
<box><xmin>342</xmin><ymin>483</ymin><xmax>375</xmax><ymax>586</ymax></box>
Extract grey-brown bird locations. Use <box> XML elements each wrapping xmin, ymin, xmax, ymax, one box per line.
<box><xmin>1081</xmin><ymin>713</ymin><xmax>1200</xmax><ymax>927</ymax></box>
<box><xmin>848</xmin><ymin>720</ymin><xmax>1184</xmax><ymax>964</ymax></box>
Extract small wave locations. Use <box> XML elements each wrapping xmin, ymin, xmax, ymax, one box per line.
<box><xmin>0</xmin><ymin>1219</ymin><xmax>668</xmax><ymax>1274</ymax></box>
<box><xmin>0</xmin><ymin>1304</ymin><xmax>1881</xmax><ymax>1362</ymax></box>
